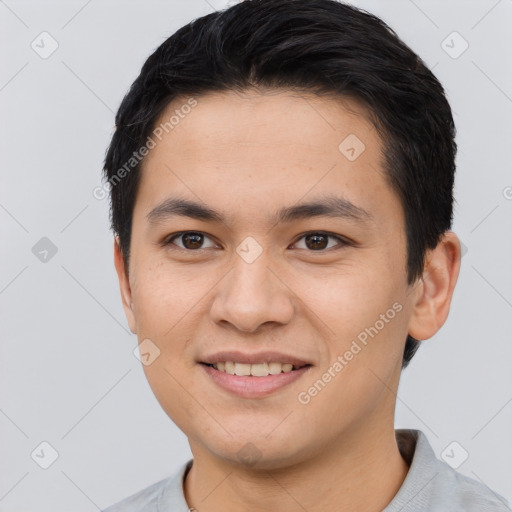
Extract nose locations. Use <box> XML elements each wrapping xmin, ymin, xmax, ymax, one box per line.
<box><xmin>209</xmin><ymin>254</ymin><xmax>295</xmax><ymax>333</ymax></box>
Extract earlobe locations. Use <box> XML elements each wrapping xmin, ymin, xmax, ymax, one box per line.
<box><xmin>113</xmin><ymin>237</ymin><xmax>137</xmax><ymax>334</ymax></box>
<box><xmin>407</xmin><ymin>231</ymin><xmax>461</xmax><ymax>341</ymax></box>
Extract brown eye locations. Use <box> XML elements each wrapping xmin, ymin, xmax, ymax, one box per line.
<box><xmin>293</xmin><ymin>232</ymin><xmax>347</xmax><ymax>251</ymax></box>
<box><xmin>166</xmin><ymin>231</ymin><xmax>217</xmax><ymax>250</ymax></box>
<box><xmin>305</xmin><ymin>233</ymin><xmax>328</xmax><ymax>250</ymax></box>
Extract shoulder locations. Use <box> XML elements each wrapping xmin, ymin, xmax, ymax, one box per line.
<box><xmin>434</xmin><ymin>463</ymin><xmax>512</xmax><ymax>511</ymax></box>
<box><xmin>388</xmin><ymin>429</ymin><xmax>511</xmax><ymax>512</ymax></box>
<box><xmin>101</xmin><ymin>459</ymin><xmax>193</xmax><ymax>512</ymax></box>
<box><xmin>101</xmin><ymin>476</ymin><xmax>171</xmax><ymax>512</ymax></box>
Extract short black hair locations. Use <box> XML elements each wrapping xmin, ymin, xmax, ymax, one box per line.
<box><xmin>103</xmin><ymin>0</ymin><xmax>457</xmax><ymax>369</ymax></box>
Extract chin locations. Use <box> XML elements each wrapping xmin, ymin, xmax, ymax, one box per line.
<box><xmin>198</xmin><ymin>429</ymin><xmax>311</xmax><ymax>471</ymax></box>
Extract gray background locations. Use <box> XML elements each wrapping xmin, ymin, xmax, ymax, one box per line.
<box><xmin>1</xmin><ymin>0</ymin><xmax>511</xmax><ymax>510</ymax></box>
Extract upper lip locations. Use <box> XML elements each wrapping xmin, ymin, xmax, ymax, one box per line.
<box><xmin>200</xmin><ymin>350</ymin><xmax>312</xmax><ymax>367</ymax></box>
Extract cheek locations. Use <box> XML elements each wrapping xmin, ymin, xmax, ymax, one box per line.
<box><xmin>296</xmin><ymin>262</ymin><xmax>408</xmax><ymax>387</ymax></box>
<box><xmin>132</xmin><ymin>270</ymin><xmax>202</xmax><ymax>423</ymax></box>
<box><xmin>141</xmin><ymin>362</ymin><xmax>200</xmax><ymax>436</ymax></box>
<box><xmin>131</xmin><ymin>262</ymin><xmax>204</xmax><ymax>336</ymax></box>
<box><xmin>296</xmin><ymin>263</ymin><xmax>399</xmax><ymax>333</ymax></box>
<box><xmin>294</xmin><ymin>300</ymin><xmax>406</xmax><ymax>440</ymax></box>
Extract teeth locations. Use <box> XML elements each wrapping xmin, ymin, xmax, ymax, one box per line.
<box><xmin>212</xmin><ymin>361</ymin><xmax>299</xmax><ymax>376</ymax></box>
<box><xmin>251</xmin><ymin>362</ymin><xmax>270</xmax><ymax>377</ymax></box>
<box><xmin>269</xmin><ymin>362</ymin><xmax>282</xmax><ymax>375</ymax></box>
<box><xmin>234</xmin><ymin>362</ymin><xmax>251</xmax><ymax>376</ymax></box>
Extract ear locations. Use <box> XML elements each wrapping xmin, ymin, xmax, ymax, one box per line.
<box><xmin>407</xmin><ymin>231</ymin><xmax>461</xmax><ymax>341</ymax></box>
<box><xmin>113</xmin><ymin>236</ymin><xmax>137</xmax><ymax>334</ymax></box>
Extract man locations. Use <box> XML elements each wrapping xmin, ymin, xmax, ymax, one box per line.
<box><xmin>101</xmin><ymin>0</ymin><xmax>511</xmax><ymax>510</ymax></box>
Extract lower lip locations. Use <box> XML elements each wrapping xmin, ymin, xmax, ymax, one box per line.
<box><xmin>200</xmin><ymin>364</ymin><xmax>312</xmax><ymax>398</ymax></box>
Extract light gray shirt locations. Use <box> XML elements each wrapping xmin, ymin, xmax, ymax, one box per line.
<box><xmin>102</xmin><ymin>429</ymin><xmax>511</xmax><ymax>511</ymax></box>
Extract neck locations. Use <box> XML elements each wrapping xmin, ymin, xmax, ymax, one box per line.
<box><xmin>183</xmin><ymin>421</ymin><xmax>410</xmax><ymax>512</ymax></box>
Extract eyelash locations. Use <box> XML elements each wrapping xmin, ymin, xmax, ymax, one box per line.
<box><xmin>162</xmin><ymin>231</ymin><xmax>351</xmax><ymax>253</ymax></box>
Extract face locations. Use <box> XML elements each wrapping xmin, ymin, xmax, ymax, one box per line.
<box><xmin>115</xmin><ymin>89</ymin><xmax>425</xmax><ymax>469</ymax></box>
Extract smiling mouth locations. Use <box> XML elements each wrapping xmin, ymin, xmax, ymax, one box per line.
<box><xmin>202</xmin><ymin>361</ymin><xmax>311</xmax><ymax>377</ymax></box>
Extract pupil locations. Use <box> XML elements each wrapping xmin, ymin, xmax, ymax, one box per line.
<box><xmin>306</xmin><ymin>234</ymin><xmax>327</xmax><ymax>250</ymax></box>
<box><xmin>183</xmin><ymin>232</ymin><xmax>203</xmax><ymax>249</ymax></box>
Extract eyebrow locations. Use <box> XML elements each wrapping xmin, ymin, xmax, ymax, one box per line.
<box><xmin>146</xmin><ymin>194</ymin><xmax>374</xmax><ymax>226</ymax></box>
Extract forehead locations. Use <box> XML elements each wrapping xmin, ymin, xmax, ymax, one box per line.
<box><xmin>134</xmin><ymin>89</ymin><xmax>402</xmax><ymax>231</ymax></box>
<box><xmin>149</xmin><ymin>88</ymin><xmax>377</xmax><ymax>153</ymax></box>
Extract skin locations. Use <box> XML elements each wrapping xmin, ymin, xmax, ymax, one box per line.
<box><xmin>113</xmin><ymin>89</ymin><xmax>461</xmax><ymax>512</ymax></box>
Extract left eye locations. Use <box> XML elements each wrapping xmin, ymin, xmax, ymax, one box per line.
<box><xmin>292</xmin><ymin>232</ymin><xmax>347</xmax><ymax>251</ymax></box>
<box><xmin>164</xmin><ymin>231</ymin><xmax>347</xmax><ymax>252</ymax></box>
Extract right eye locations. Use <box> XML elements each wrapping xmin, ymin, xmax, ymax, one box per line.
<box><xmin>164</xmin><ymin>231</ymin><xmax>219</xmax><ymax>251</ymax></box>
